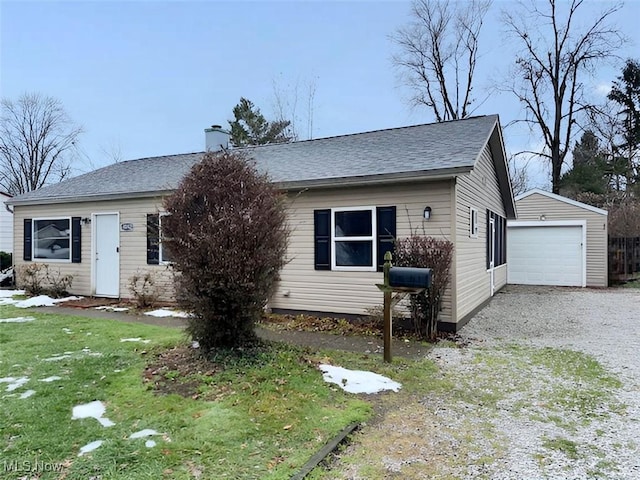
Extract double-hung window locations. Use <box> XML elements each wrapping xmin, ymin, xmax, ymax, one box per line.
<box><xmin>159</xmin><ymin>213</ymin><xmax>173</xmax><ymax>264</ymax></box>
<box><xmin>314</xmin><ymin>206</ymin><xmax>395</xmax><ymax>272</ymax></box>
<box><xmin>331</xmin><ymin>207</ymin><xmax>376</xmax><ymax>271</ymax></box>
<box><xmin>33</xmin><ymin>218</ymin><xmax>71</xmax><ymax>261</ymax></box>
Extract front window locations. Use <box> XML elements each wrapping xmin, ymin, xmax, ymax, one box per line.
<box><xmin>159</xmin><ymin>213</ymin><xmax>172</xmax><ymax>264</ymax></box>
<box><xmin>33</xmin><ymin>218</ymin><xmax>71</xmax><ymax>261</ymax></box>
<box><xmin>332</xmin><ymin>207</ymin><xmax>376</xmax><ymax>271</ymax></box>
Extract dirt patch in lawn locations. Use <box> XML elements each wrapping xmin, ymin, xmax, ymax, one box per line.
<box><xmin>143</xmin><ymin>346</ymin><xmax>221</xmax><ymax>398</ymax></box>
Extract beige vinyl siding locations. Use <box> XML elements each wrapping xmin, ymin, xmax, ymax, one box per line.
<box><xmin>454</xmin><ymin>144</ymin><xmax>507</xmax><ymax>321</ymax></box>
<box><xmin>12</xmin><ymin>197</ymin><xmax>176</xmax><ymax>301</ymax></box>
<box><xmin>271</xmin><ymin>181</ymin><xmax>454</xmax><ymax>322</ymax></box>
<box><xmin>1</xmin><ymin>194</ymin><xmax>12</xmax><ymax>253</ymax></box>
<box><xmin>514</xmin><ymin>193</ymin><xmax>608</xmax><ymax>287</ymax></box>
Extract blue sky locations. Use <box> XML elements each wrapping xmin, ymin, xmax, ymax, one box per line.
<box><xmin>1</xmin><ymin>0</ymin><xmax>639</xmax><ymax>188</ymax></box>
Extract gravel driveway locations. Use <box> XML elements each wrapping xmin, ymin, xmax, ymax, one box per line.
<box><xmin>324</xmin><ymin>286</ymin><xmax>640</xmax><ymax>479</ymax></box>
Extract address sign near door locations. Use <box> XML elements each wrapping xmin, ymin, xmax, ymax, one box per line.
<box><xmin>120</xmin><ymin>223</ymin><xmax>134</xmax><ymax>232</ymax></box>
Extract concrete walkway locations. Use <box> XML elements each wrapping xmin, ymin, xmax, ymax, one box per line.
<box><xmin>36</xmin><ymin>306</ymin><xmax>431</xmax><ymax>360</ymax></box>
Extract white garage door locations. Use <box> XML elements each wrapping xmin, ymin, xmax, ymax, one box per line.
<box><xmin>507</xmin><ymin>225</ymin><xmax>584</xmax><ymax>286</ymax></box>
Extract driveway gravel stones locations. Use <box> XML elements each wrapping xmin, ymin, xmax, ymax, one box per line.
<box><xmin>324</xmin><ymin>286</ymin><xmax>640</xmax><ymax>479</ymax></box>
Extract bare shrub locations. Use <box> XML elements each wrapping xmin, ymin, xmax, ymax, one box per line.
<box><xmin>128</xmin><ymin>270</ymin><xmax>161</xmax><ymax>308</ymax></box>
<box><xmin>394</xmin><ymin>235</ymin><xmax>454</xmax><ymax>340</ymax></box>
<box><xmin>162</xmin><ymin>150</ymin><xmax>289</xmax><ymax>351</ymax></box>
<box><xmin>17</xmin><ymin>263</ymin><xmax>73</xmax><ymax>298</ymax></box>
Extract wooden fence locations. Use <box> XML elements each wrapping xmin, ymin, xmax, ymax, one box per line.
<box><xmin>609</xmin><ymin>236</ymin><xmax>640</xmax><ymax>283</ymax></box>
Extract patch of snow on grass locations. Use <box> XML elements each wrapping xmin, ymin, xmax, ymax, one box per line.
<box><xmin>72</xmin><ymin>400</ymin><xmax>115</xmax><ymax>427</ymax></box>
<box><xmin>43</xmin><ymin>354</ymin><xmax>72</xmax><ymax>362</ymax></box>
<box><xmin>145</xmin><ymin>440</ymin><xmax>156</xmax><ymax>448</ymax></box>
<box><xmin>120</xmin><ymin>337</ymin><xmax>151</xmax><ymax>344</ymax></box>
<box><xmin>0</xmin><ymin>289</ymin><xmax>25</xmax><ymax>297</ymax></box>
<box><xmin>39</xmin><ymin>376</ymin><xmax>62</xmax><ymax>382</ymax></box>
<box><xmin>0</xmin><ymin>376</ymin><xmax>29</xmax><ymax>392</ymax></box>
<box><xmin>78</xmin><ymin>440</ymin><xmax>103</xmax><ymax>456</ymax></box>
<box><xmin>319</xmin><ymin>365</ymin><xmax>402</xmax><ymax>394</ymax></box>
<box><xmin>14</xmin><ymin>295</ymin><xmax>82</xmax><ymax>308</ymax></box>
<box><xmin>19</xmin><ymin>389</ymin><xmax>35</xmax><ymax>399</ymax></box>
<box><xmin>0</xmin><ymin>317</ymin><xmax>35</xmax><ymax>323</ymax></box>
<box><xmin>144</xmin><ymin>309</ymin><xmax>190</xmax><ymax>318</ymax></box>
<box><xmin>129</xmin><ymin>428</ymin><xmax>158</xmax><ymax>439</ymax></box>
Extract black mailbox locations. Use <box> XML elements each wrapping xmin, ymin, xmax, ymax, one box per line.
<box><xmin>388</xmin><ymin>267</ymin><xmax>432</xmax><ymax>289</ymax></box>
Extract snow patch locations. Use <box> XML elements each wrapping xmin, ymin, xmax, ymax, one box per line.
<box><xmin>72</xmin><ymin>400</ymin><xmax>115</xmax><ymax>427</ymax></box>
<box><xmin>39</xmin><ymin>376</ymin><xmax>62</xmax><ymax>382</ymax></box>
<box><xmin>78</xmin><ymin>440</ymin><xmax>103</xmax><ymax>456</ymax></box>
<box><xmin>318</xmin><ymin>364</ymin><xmax>402</xmax><ymax>394</ymax></box>
<box><xmin>120</xmin><ymin>337</ymin><xmax>151</xmax><ymax>344</ymax></box>
<box><xmin>144</xmin><ymin>309</ymin><xmax>190</xmax><ymax>318</ymax></box>
<box><xmin>43</xmin><ymin>354</ymin><xmax>72</xmax><ymax>362</ymax></box>
<box><xmin>129</xmin><ymin>428</ymin><xmax>158</xmax><ymax>439</ymax></box>
<box><xmin>0</xmin><ymin>289</ymin><xmax>25</xmax><ymax>298</ymax></box>
<box><xmin>14</xmin><ymin>295</ymin><xmax>82</xmax><ymax>308</ymax></box>
<box><xmin>0</xmin><ymin>317</ymin><xmax>35</xmax><ymax>323</ymax></box>
<box><xmin>0</xmin><ymin>376</ymin><xmax>29</xmax><ymax>392</ymax></box>
<box><xmin>19</xmin><ymin>389</ymin><xmax>36</xmax><ymax>399</ymax></box>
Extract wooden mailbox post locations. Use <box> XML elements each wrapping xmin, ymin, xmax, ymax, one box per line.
<box><xmin>376</xmin><ymin>251</ymin><xmax>432</xmax><ymax>363</ymax></box>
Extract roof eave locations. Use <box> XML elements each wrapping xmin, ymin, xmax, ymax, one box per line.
<box><xmin>7</xmin><ymin>190</ymin><xmax>170</xmax><ymax>207</ymax></box>
<box><xmin>277</xmin><ymin>166</ymin><xmax>473</xmax><ymax>190</ymax></box>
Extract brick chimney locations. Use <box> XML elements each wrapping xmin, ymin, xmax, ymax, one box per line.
<box><xmin>205</xmin><ymin>125</ymin><xmax>230</xmax><ymax>151</ymax></box>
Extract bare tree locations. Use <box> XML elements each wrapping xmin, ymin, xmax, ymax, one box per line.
<box><xmin>392</xmin><ymin>0</ymin><xmax>492</xmax><ymax>122</ymax></box>
<box><xmin>0</xmin><ymin>93</ymin><xmax>82</xmax><ymax>195</ymax></box>
<box><xmin>508</xmin><ymin>153</ymin><xmax>530</xmax><ymax>196</ymax></box>
<box><xmin>503</xmin><ymin>0</ymin><xmax>624</xmax><ymax>194</ymax></box>
<box><xmin>271</xmin><ymin>75</ymin><xmax>318</xmax><ymax>140</ymax></box>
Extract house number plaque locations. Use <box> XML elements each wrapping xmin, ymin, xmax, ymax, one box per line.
<box><xmin>120</xmin><ymin>223</ymin><xmax>134</xmax><ymax>232</ymax></box>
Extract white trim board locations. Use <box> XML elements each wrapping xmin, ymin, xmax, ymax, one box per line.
<box><xmin>515</xmin><ymin>189</ymin><xmax>608</xmax><ymax>216</ymax></box>
<box><xmin>507</xmin><ymin>220</ymin><xmax>587</xmax><ymax>287</ymax></box>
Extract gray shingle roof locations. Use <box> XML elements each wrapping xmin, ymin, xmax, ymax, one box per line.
<box><xmin>9</xmin><ymin>115</ymin><xmax>502</xmax><ymax>205</ymax></box>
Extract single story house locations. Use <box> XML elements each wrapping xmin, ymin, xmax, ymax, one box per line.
<box><xmin>507</xmin><ymin>189</ymin><xmax>608</xmax><ymax>287</ymax></box>
<box><xmin>1</xmin><ymin>191</ymin><xmax>13</xmax><ymax>254</ymax></box>
<box><xmin>8</xmin><ymin>115</ymin><xmax>516</xmax><ymax>331</ymax></box>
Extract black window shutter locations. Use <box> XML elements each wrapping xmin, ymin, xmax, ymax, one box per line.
<box><xmin>314</xmin><ymin>209</ymin><xmax>331</xmax><ymax>270</ymax></box>
<box><xmin>23</xmin><ymin>219</ymin><xmax>32</xmax><ymax>261</ymax></box>
<box><xmin>147</xmin><ymin>214</ymin><xmax>160</xmax><ymax>265</ymax></box>
<box><xmin>376</xmin><ymin>206</ymin><xmax>396</xmax><ymax>272</ymax></box>
<box><xmin>71</xmin><ymin>217</ymin><xmax>82</xmax><ymax>263</ymax></box>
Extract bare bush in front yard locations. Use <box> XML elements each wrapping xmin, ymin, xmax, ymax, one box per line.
<box><xmin>128</xmin><ymin>270</ymin><xmax>161</xmax><ymax>308</ymax></box>
<box><xmin>162</xmin><ymin>150</ymin><xmax>289</xmax><ymax>351</ymax></box>
<box><xmin>17</xmin><ymin>263</ymin><xmax>73</xmax><ymax>298</ymax></box>
<box><xmin>394</xmin><ymin>235</ymin><xmax>453</xmax><ymax>340</ymax></box>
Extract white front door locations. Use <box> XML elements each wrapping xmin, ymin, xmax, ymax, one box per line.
<box><xmin>94</xmin><ymin>213</ymin><xmax>120</xmax><ymax>297</ymax></box>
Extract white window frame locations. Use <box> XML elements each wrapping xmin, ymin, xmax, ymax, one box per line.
<box><xmin>159</xmin><ymin>213</ymin><xmax>172</xmax><ymax>265</ymax></box>
<box><xmin>331</xmin><ymin>206</ymin><xmax>377</xmax><ymax>272</ymax></box>
<box><xmin>470</xmin><ymin>207</ymin><xmax>478</xmax><ymax>238</ymax></box>
<box><xmin>32</xmin><ymin>216</ymin><xmax>72</xmax><ymax>263</ymax></box>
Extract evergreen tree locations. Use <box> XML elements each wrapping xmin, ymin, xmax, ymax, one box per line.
<box><xmin>607</xmin><ymin>59</ymin><xmax>640</xmax><ymax>190</ymax></box>
<box><xmin>228</xmin><ymin>98</ymin><xmax>292</xmax><ymax>147</ymax></box>
<box><xmin>560</xmin><ymin>130</ymin><xmax>609</xmax><ymax>197</ymax></box>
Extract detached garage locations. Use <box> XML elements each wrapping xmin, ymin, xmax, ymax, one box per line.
<box><xmin>508</xmin><ymin>189</ymin><xmax>608</xmax><ymax>287</ymax></box>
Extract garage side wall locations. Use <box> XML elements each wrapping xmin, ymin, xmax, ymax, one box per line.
<box><xmin>515</xmin><ymin>193</ymin><xmax>607</xmax><ymax>287</ymax></box>
<box><xmin>12</xmin><ymin>198</ymin><xmax>176</xmax><ymax>301</ymax></box>
<box><xmin>454</xmin><ymin>143</ymin><xmax>508</xmax><ymax>323</ymax></box>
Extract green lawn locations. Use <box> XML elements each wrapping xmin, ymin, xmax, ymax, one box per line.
<box><xmin>0</xmin><ymin>304</ymin><xmax>380</xmax><ymax>479</ymax></box>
